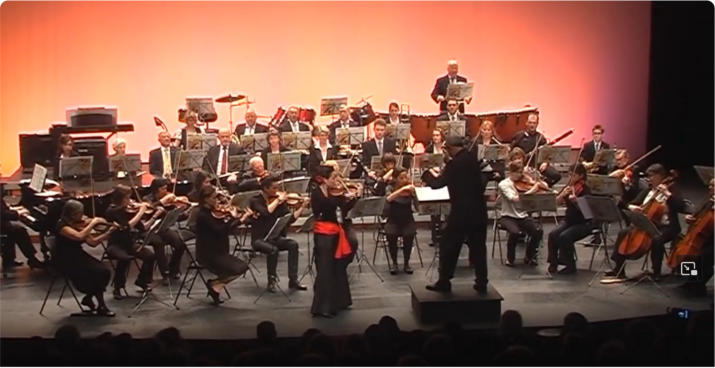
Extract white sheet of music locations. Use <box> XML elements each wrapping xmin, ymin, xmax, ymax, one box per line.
<box><xmin>415</xmin><ymin>186</ymin><xmax>450</xmax><ymax>202</ymax></box>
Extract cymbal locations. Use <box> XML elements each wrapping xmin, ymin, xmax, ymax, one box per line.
<box><xmin>215</xmin><ymin>94</ymin><xmax>246</xmax><ymax>103</ymax></box>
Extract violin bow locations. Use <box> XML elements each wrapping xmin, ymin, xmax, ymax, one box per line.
<box><xmin>624</xmin><ymin>145</ymin><xmax>662</xmax><ymax>172</ymax></box>
<box><xmin>557</xmin><ymin>137</ymin><xmax>586</xmax><ymax>196</ymax></box>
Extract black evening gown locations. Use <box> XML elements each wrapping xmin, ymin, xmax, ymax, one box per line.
<box><xmin>195</xmin><ymin>207</ymin><xmax>248</xmax><ymax>278</ymax></box>
<box><xmin>52</xmin><ymin>221</ymin><xmax>111</xmax><ymax>295</ymax></box>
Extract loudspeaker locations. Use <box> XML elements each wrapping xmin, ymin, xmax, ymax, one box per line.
<box><xmin>19</xmin><ymin>133</ymin><xmax>55</xmax><ymax>172</ymax></box>
<box><xmin>74</xmin><ymin>137</ymin><xmax>110</xmax><ymax>180</ymax></box>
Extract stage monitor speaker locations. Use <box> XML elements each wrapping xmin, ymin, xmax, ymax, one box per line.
<box><xmin>19</xmin><ymin>133</ymin><xmax>55</xmax><ymax>172</ymax></box>
<box><xmin>74</xmin><ymin>137</ymin><xmax>110</xmax><ymax>180</ymax></box>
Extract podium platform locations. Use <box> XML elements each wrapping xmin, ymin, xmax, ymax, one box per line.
<box><xmin>410</xmin><ymin>282</ymin><xmax>503</xmax><ymax>324</ymax></box>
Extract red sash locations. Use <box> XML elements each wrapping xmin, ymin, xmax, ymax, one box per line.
<box><xmin>314</xmin><ymin>221</ymin><xmax>352</xmax><ymax>259</ymax></box>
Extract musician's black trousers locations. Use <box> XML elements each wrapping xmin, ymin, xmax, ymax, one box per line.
<box><xmin>611</xmin><ymin>226</ymin><xmax>679</xmax><ymax>276</ymax></box>
<box><xmin>548</xmin><ymin>221</ymin><xmax>593</xmax><ymax>268</ymax></box>
<box><xmin>106</xmin><ymin>243</ymin><xmax>156</xmax><ymax>289</ymax></box>
<box><xmin>147</xmin><ymin>229</ymin><xmax>186</xmax><ymax>276</ymax></box>
<box><xmin>1</xmin><ymin>222</ymin><xmax>39</xmax><ymax>266</ymax></box>
<box><xmin>252</xmin><ymin>237</ymin><xmax>299</xmax><ymax>283</ymax></box>
<box><xmin>499</xmin><ymin>216</ymin><xmax>543</xmax><ymax>263</ymax></box>
<box><xmin>438</xmin><ymin>221</ymin><xmax>488</xmax><ymax>287</ymax></box>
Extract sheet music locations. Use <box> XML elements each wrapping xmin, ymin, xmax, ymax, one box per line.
<box><xmin>446</xmin><ymin>82</ymin><xmax>474</xmax><ymax>100</ymax></box>
<box><xmin>414</xmin><ymin>186</ymin><xmax>450</xmax><ymax>202</ymax></box>
<box><xmin>29</xmin><ymin>164</ymin><xmax>48</xmax><ymax>193</ymax></box>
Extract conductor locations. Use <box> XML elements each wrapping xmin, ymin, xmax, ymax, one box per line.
<box><xmin>421</xmin><ymin>136</ymin><xmax>488</xmax><ymax>293</ymax></box>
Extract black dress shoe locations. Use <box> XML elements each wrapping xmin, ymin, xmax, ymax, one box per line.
<box><xmin>312</xmin><ymin>312</ymin><xmax>334</xmax><ymax>319</ymax></box>
<box><xmin>28</xmin><ymin>258</ymin><xmax>46</xmax><ymax>269</ymax></box>
<box><xmin>473</xmin><ymin>284</ymin><xmax>488</xmax><ymax>294</ymax></box>
<box><xmin>81</xmin><ymin>295</ymin><xmax>96</xmax><ymax>311</ymax></box>
<box><xmin>96</xmin><ymin>306</ymin><xmax>116</xmax><ymax>317</ymax></box>
<box><xmin>266</xmin><ymin>280</ymin><xmax>277</xmax><ymax>293</ymax></box>
<box><xmin>403</xmin><ymin>264</ymin><xmax>414</xmax><ymax>274</ymax></box>
<box><xmin>113</xmin><ymin>288</ymin><xmax>125</xmax><ymax>300</ymax></box>
<box><xmin>557</xmin><ymin>266</ymin><xmax>577</xmax><ymax>275</ymax></box>
<box><xmin>289</xmin><ymin>282</ymin><xmax>308</xmax><ymax>291</ymax></box>
<box><xmin>426</xmin><ymin>281</ymin><xmax>451</xmax><ymax>293</ymax></box>
<box><xmin>389</xmin><ymin>264</ymin><xmax>398</xmax><ymax>275</ymax></box>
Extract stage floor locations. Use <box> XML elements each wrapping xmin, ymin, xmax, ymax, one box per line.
<box><xmin>1</xmin><ymin>222</ymin><xmax>712</xmax><ymax>340</ymax></box>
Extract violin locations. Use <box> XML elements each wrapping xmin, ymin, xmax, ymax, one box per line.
<box><xmin>328</xmin><ymin>178</ymin><xmax>363</xmax><ymax>198</ymax></box>
<box><xmin>211</xmin><ymin>203</ymin><xmax>246</xmax><ymax>220</ymax></box>
<box><xmin>269</xmin><ymin>191</ymin><xmax>310</xmax><ymax>208</ymax></box>
<box><xmin>126</xmin><ymin>200</ymin><xmax>155</xmax><ymax>214</ymax></box>
<box><xmin>72</xmin><ymin>216</ymin><xmax>121</xmax><ymax>233</ymax></box>
<box><xmin>515</xmin><ymin>170</ymin><xmax>550</xmax><ymax>193</ymax></box>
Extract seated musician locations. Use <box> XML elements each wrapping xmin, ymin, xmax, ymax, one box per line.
<box><xmin>187</xmin><ymin>170</ymin><xmax>212</xmax><ymax>203</ymax></box>
<box><xmin>384</xmin><ymin>168</ymin><xmax>418</xmax><ymax>274</ymax></box>
<box><xmin>260</xmin><ymin>130</ymin><xmax>290</xmax><ymax>169</ymax></box>
<box><xmin>675</xmin><ymin>178</ymin><xmax>714</xmax><ymax>296</ymax></box>
<box><xmin>580</xmin><ymin>124</ymin><xmax>611</xmax><ymax>174</ymax></box>
<box><xmin>361</xmin><ymin>119</ymin><xmax>397</xmax><ymax>174</ymax></box>
<box><xmin>425</xmin><ymin>128</ymin><xmax>446</xmax><ymax>154</ymax></box>
<box><xmin>53</xmin><ymin>134</ymin><xmax>77</xmax><ymax>179</ymax></box>
<box><xmin>430</xmin><ymin>59</ymin><xmax>471</xmax><ymax>113</ymax></box>
<box><xmin>104</xmin><ymin>185</ymin><xmax>158</xmax><ymax>299</ymax></box>
<box><xmin>235</xmin><ymin>109</ymin><xmax>269</xmax><ymax>136</ymax></box>
<box><xmin>0</xmin><ymin>192</ymin><xmax>45</xmax><ymax>270</ymax></box>
<box><xmin>279</xmin><ymin>106</ymin><xmax>311</xmax><ymax>133</ymax></box>
<box><xmin>475</xmin><ymin>120</ymin><xmax>504</xmax><ymax>184</ymax></box>
<box><xmin>308</xmin><ymin>126</ymin><xmax>338</xmax><ymax>176</ymax></box>
<box><xmin>608</xmin><ymin>149</ymin><xmax>642</xmax><ymax>209</ymax></box>
<box><xmin>236</xmin><ymin>156</ymin><xmax>270</xmax><ymax>192</ymax></box>
<box><xmin>148</xmin><ymin>131</ymin><xmax>178</xmax><ymax>179</ymax></box>
<box><xmin>111</xmin><ymin>138</ymin><xmax>126</xmax><ymax>156</ymax></box>
<box><xmin>202</xmin><ymin>128</ymin><xmax>244</xmax><ymax>192</ymax></box>
<box><xmin>498</xmin><ymin>160</ymin><xmax>545</xmax><ymax>267</ymax></box>
<box><xmin>437</xmin><ymin>99</ymin><xmax>466</xmax><ymax>122</ymax></box>
<box><xmin>249</xmin><ymin>175</ymin><xmax>309</xmax><ymax>292</ymax></box>
<box><xmin>328</xmin><ymin>105</ymin><xmax>359</xmax><ymax>145</ymax></box>
<box><xmin>509</xmin><ymin>116</ymin><xmax>562</xmax><ymax>187</ymax></box>
<box><xmin>600</xmin><ymin>163</ymin><xmax>687</xmax><ymax>283</ymax></box>
<box><xmin>173</xmin><ymin>111</ymin><xmax>203</xmax><ymax>150</ymax></box>
<box><xmin>387</xmin><ymin>101</ymin><xmax>402</xmax><ymax>125</ymax></box>
<box><xmin>142</xmin><ymin>178</ymin><xmax>189</xmax><ymax>283</ymax></box>
<box><xmin>370</xmin><ymin>153</ymin><xmax>398</xmax><ymax>196</ymax></box>
<box><xmin>196</xmin><ymin>185</ymin><xmax>254</xmax><ymax>305</ymax></box>
<box><xmin>547</xmin><ymin>163</ymin><xmax>592</xmax><ymax>275</ymax></box>
<box><xmin>54</xmin><ymin>200</ymin><xmax>116</xmax><ymax>316</ymax></box>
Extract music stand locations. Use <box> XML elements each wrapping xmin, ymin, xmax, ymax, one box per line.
<box><xmin>279</xmin><ymin>176</ymin><xmax>310</xmax><ymax>194</ymax></box>
<box><xmin>109</xmin><ymin>154</ymin><xmax>141</xmax><ymax>174</ymax></box>
<box><xmin>231</xmin><ymin>190</ymin><xmax>261</xmax><ymax>209</ymax></box>
<box><xmin>201</xmin><ymin>133</ymin><xmax>218</xmax><ymax>150</ymax></box>
<box><xmin>446</xmin><ymin>81</ymin><xmax>474</xmax><ymax>101</ymax></box>
<box><xmin>254</xmin><ymin>213</ymin><xmax>294</xmax><ymax>303</ymax></box>
<box><xmin>537</xmin><ymin>145</ymin><xmax>571</xmax><ymax>165</ymax></box>
<box><xmin>574</xmin><ymin>196</ymin><xmax>623</xmax><ymax>286</ymax></box>
<box><xmin>238</xmin><ymin>134</ymin><xmax>256</xmax><ymax>152</ymax></box>
<box><xmin>693</xmin><ymin>165</ymin><xmax>714</xmax><ymax>185</ymax></box>
<box><xmin>336</xmin><ymin>128</ymin><xmax>352</xmax><ymax>146</ymax></box>
<box><xmin>386</xmin><ymin>123</ymin><xmax>411</xmax><ymax>141</ymax></box>
<box><xmin>436</xmin><ymin>120</ymin><xmax>466</xmax><ymax>138</ymax></box>
<box><xmin>334</xmin><ymin>159</ymin><xmax>351</xmax><ymax>175</ymax></box>
<box><xmin>228</xmin><ymin>154</ymin><xmax>250</xmax><ymax>173</ymax></box>
<box><xmin>417</xmin><ymin>153</ymin><xmax>445</xmax><ymax>170</ymax></box>
<box><xmin>60</xmin><ymin>156</ymin><xmax>98</xmax><ymax>215</ymax></box>
<box><xmin>298</xmin><ymin>215</ymin><xmax>316</xmax><ymax>283</ymax></box>
<box><xmin>347</xmin><ymin>127</ymin><xmax>366</xmax><ymax>145</ymax></box>
<box><xmin>253</xmin><ymin>133</ymin><xmax>269</xmax><ymax>152</ymax></box>
<box><xmin>176</xmin><ymin>150</ymin><xmax>205</xmax><ymax>171</ymax></box>
<box><xmin>517</xmin><ymin>193</ymin><xmax>557</xmax><ymax>213</ymax></box>
<box><xmin>347</xmin><ymin>196</ymin><xmax>386</xmax><ymax>282</ymax></box>
<box><xmin>618</xmin><ymin>210</ymin><xmax>668</xmax><ymax>297</ymax></box>
<box><xmin>267</xmin><ymin>152</ymin><xmax>302</xmax><ymax>173</ymax></box>
<box><xmin>370</xmin><ymin>155</ymin><xmax>405</xmax><ymax>172</ymax></box>
<box><xmin>186</xmin><ymin>133</ymin><xmax>203</xmax><ymax>150</ymax></box>
<box><xmin>281</xmin><ymin>132</ymin><xmax>298</xmax><ymax>150</ymax></box>
<box><xmin>130</xmin><ymin>208</ymin><xmax>183</xmax><ymax>317</ymax></box>
<box><xmin>295</xmin><ymin>132</ymin><xmax>313</xmax><ymax>150</ymax></box>
<box><xmin>320</xmin><ymin>96</ymin><xmax>348</xmax><ymax>116</ymax></box>
<box><xmin>587</xmin><ymin>174</ymin><xmax>622</xmax><ymax>196</ymax></box>
<box><xmin>593</xmin><ymin>149</ymin><xmax>616</xmax><ymax>168</ymax></box>
<box><xmin>482</xmin><ymin>144</ymin><xmax>510</xmax><ymax>161</ymax></box>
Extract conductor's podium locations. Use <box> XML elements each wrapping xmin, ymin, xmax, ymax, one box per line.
<box><xmin>410</xmin><ymin>282</ymin><xmax>503</xmax><ymax>324</ymax></box>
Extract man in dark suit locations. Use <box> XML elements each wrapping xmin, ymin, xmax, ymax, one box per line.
<box><xmin>202</xmin><ymin>128</ymin><xmax>244</xmax><ymax>192</ymax></box>
<box><xmin>328</xmin><ymin>105</ymin><xmax>360</xmax><ymax>145</ymax></box>
<box><xmin>580</xmin><ymin>124</ymin><xmax>611</xmax><ymax>174</ymax></box>
<box><xmin>510</xmin><ymin>113</ymin><xmax>562</xmax><ymax>187</ymax></box>
<box><xmin>430</xmin><ymin>60</ymin><xmax>472</xmax><ymax>113</ymax></box>
<box><xmin>149</xmin><ymin>131</ymin><xmax>178</xmax><ymax>178</ymax></box>
<box><xmin>279</xmin><ymin>106</ymin><xmax>311</xmax><ymax>133</ymax></box>
<box><xmin>422</xmin><ymin>136</ymin><xmax>488</xmax><ymax>293</ymax></box>
<box><xmin>436</xmin><ymin>99</ymin><xmax>466</xmax><ymax>122</ymax></box>
<box><xmin>361</xmin><ymin>119</ymin><xmax>397</xmax><ymax>171</ymax></box>
<box><xmin>234</xmin><ymin>109</ymin><xmax>269</xmax><ymax>136</ymax></box>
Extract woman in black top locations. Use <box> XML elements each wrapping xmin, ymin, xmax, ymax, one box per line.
<box><xmin>547</xmin><ymin>164</ymin><xmax>593</xmax><ymax>275</ymax></box>
<box><xmin>310</xmin><ymin>164</ymin><xmax>358</xmax><ymax>318</ymax></box>
<box><xmin>260</xmin><ymin>130</ymin><xmax>289</xmax><ymax>169</ymax></box>
<box><xmin>196</xmin><ymin>185</ymin><xmax>253</xmax><ymax>305</ymax></box>
<box><xmin>104</xmin><ymin>185</ymin><xmax>160</xmax><ymax>299</ymax></box>
<box><xmin>53</xmin><ymin>134</ymin><xmax>77</xmax><ymax>180</ymax></box>
<box><xmin>53</xmin><ymin>199</ymin><xmax>116</xmax><ymax>316</ymax></box>
<box><xmin>384</xmin><ymin>168</ymin><xmax>418</xmax><ymax>274</ymax></box>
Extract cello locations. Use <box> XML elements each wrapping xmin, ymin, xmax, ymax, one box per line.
<box><xmin>616</xmin><ymin>171</ymin><xmax>677</xmax><ymax>260</ymax></box>
<box><xmin>667</xmin><ymin>181</ymin><xmax>714</xmax><ymax>269</ymax></box>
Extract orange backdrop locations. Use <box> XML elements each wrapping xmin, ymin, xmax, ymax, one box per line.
<box><xmin>0</xmin><ymin>1</ymin><xmax>651</xmax><ymax>172</ymax></box>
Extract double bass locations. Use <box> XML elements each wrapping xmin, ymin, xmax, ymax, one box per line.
<box><xmin>616</xmin><ymin>172</ymin><xmax>677</xmax><ymax>260</ymax></box>
<box><xmin>667</xmin><ymin>192</ymin><xmax>714</xmax><ymax>269</ymax></box>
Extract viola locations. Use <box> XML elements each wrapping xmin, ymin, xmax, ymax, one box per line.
<box><xmin>126</xmin><ymin>200</ymin><xmax>155</xmax><ymax>215</ymax></box>
<box><xmin>616</xmin><ymin>173</ymin><xmax>677</xmax><ymax>260</ymax></box>
<box><xmin>667</xmin><ymin>197</ymin><xmax>714</xmax><ymax>269</ymax></box>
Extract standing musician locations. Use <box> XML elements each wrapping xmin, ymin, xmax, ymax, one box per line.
<box><xmin>384</xmin><ymin>168</ymin><xmax>418</xmax><ymax>275</ymax></box>
<box><xmin>104</xmin><ymin>185</ymin><xmax>158</xmax><ymax>299</ymax></box>
<box><xmin>310</xmin><ymin>164</ymin><xmax>359</xmax><ymax>318</ymax></box>
<box><xmin>430</xmin><ymin>59</ymin><xmax>472</xmax><ymax>113</ymax></box>
<box><xmin>148</xmin><ymin>131</ymin><xmax>178</xmax><ymax>179</ymax></box>
<box><xmin>601</xmin><ymin>163</ymin><xmax>687</xmax><ymax>283</ymax></box>
<box><xmin>53</xmin><ymin>200</ymin><xmax>117</xmax><ymax>316</ymax></box>
<box><xmin>422</xmin><ymin>136</ymin><xmax>488</xmax><ymax>293</ymax></box>
<box><xmin>510</xmin><ymin>114</ymin><xmax>562</xmax><ymax>187</ymax></box>
<box><xmin>547</xmin><ymin>163</ymin><xmax>592</xmax><ymax>275</ymax></box>
<box><xmin>387</xmin><ymin>101</ymin><xmax>402</xmax><ymax>125</ymax></box>
<box><xmin>580</xmin><ymin>125</ymin><xmax>611</xmax><ymax>174</ymax></box>
<box><xmin>236</xmin><ymin>156</ymin><xmax>270</xmax><ymax>192</ymax></box>
<box><xmin>328</xmin><ymin>105</ymin><xmax>360</xmax><ymax>145</ymax></box>
<box><xmin>308</xmin><ymin>126</ymin><xmax>339</xmax><ymax>176</ymax></box>
<box><xmin>142</xmin><ymin>178</ymin><xmax>190</xmax><ymax>283</ymax></box>
<box><xmin>195</xmin><ymin>185</ymin><xmax>254</xmax><ymax>305</ymax></box>
<box><xmin>279</xmin><ymin>106</ymin><xmax>311</xmax><ymax>133</ymax></box>
<box><xmin>437</xmin><ymin>99</ymin><xmax>466</xmax><ymax>122</ymax></box>
<box><xmin>260</xmin><ymin>130</ymin><xmax>290</xmax><ymax>169</ymax></box>
<box><xmin>361</xmin><ymin>119</ymin><xmax>398</xmax><ymax>173</ymax></box>
<box><xmin>234</xmin><ymin>109</ymin><xmax>269</xmax><ymax>136</ymax></box>
<box><xmin>173</xmin><ymin>111</ymin><xmax>204</xmax><ymax>150</ymax></box>
<box><xmin>249</xmin><ymin>175</ymin><xmax>309</xmax><ymax>293</ymax></box>
<box><xmin>425</xmin><ymin>128</ymin><xmax>446</xmax><ymax>154</ymax></box>
<box><xmin>0</xmin><ymin>192</ymin><xmax>45</xmax><ymax>270</ymax></box>
<box><xmin>53</xmin><ymin>134</ymin><xmax>77</xmax><ymax>179</ymax></box>
<box><xmin>497</xmin><ymin>160</ymin><xmax>545</xmax><ymax>267</ymax></box>
<box><xmin>202</xmin><ymin>128</ymin><xmax>244</xmax><ymax>191</ymax></box>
